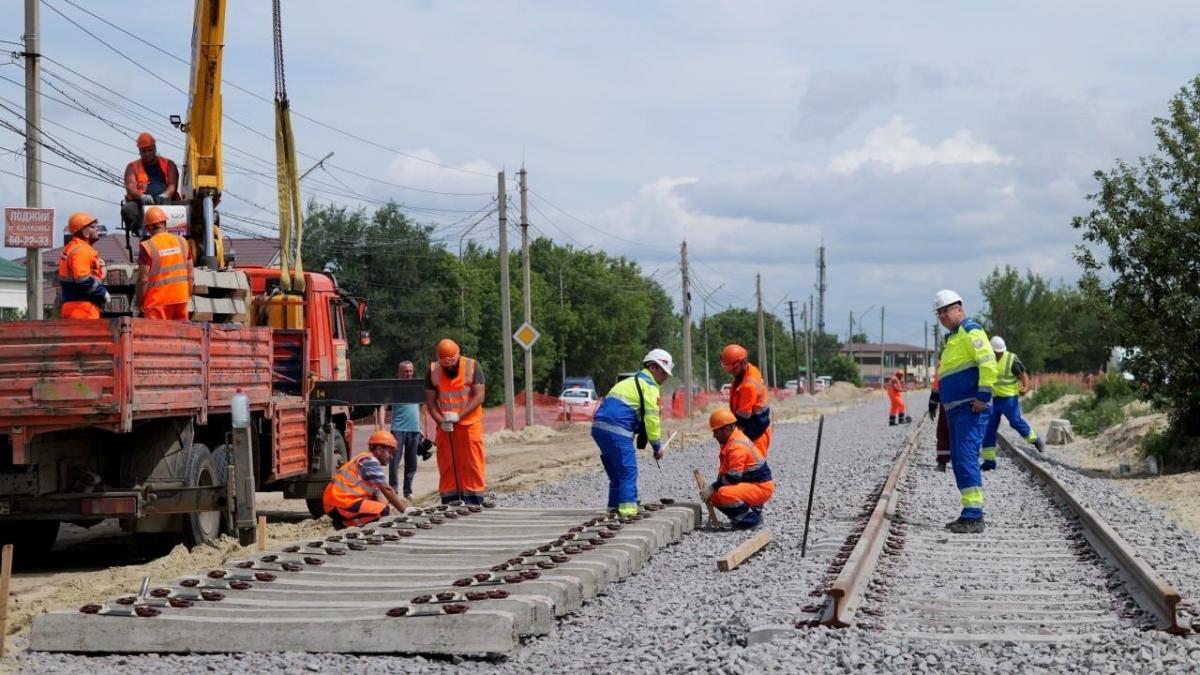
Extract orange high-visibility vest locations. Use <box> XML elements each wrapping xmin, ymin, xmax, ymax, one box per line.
<box><xmin>57</xmin><ymin>238</ymin><xmax>106</xmax><ymax>302</ymax></box>
<box><xmin>430</xmin><ymin>357</ymin><xmax>482</xmax><ymax>426</ymax></box>
<box><xmin>140</xmin><ymin>231</ymin><xmax>190</xmax><ymax>308</ymax></box>
<box><xmin>730</xmin><ymin>363</ymin><xmax>769</xmax><ymax>417</ymax></box>
<box><xmin>129</xmin><ymin>157</ymin><xmax>172</xmax><ymax>194</ymax></box>
<box><xmin>323</xmin><ymin>453</ymin><xmax>377</xmax><ymax>512</ymax></box>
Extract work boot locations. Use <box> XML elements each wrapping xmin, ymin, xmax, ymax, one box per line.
<box><xmin>936</xmin><ymin>461</ymin><xmax>948</xmax><ymax>473</ymax></box>
<box><xmin>903</xmin><ymin>415</ymin><xmax>913</xmax><ymax>424</ymax></box>
<box><xmin>889</xmin><ymin>416</ymin><xmax>897</xmax><ymax>426</ymax></box>
<box><xmin>944</xmin><ymin>517</ymin><xmax>985</xmax><ymax>534</ymax></box>
<box><xmin>1033</xmin><ymin>437</ymin><xmax>1045</xmax><ymax>453</ymax></box>
<box><xmin>980</xmin><ymin>459</ymin><xmax>997</xmax><ymax>471</ymax></box>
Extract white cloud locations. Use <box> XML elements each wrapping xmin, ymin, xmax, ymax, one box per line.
<box><xmin>828</xmin><ymin>115</ymin><xmax>1010</xmax><ymax>173</ymax></box>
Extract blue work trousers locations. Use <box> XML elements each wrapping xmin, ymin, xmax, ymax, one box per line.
<box><xmin>982</xmin><ymin>396</ymin><xmax>1037</xmax><ymax>460</ymax></box>
<box><xmin>591</xmin><ymin>426</ymin><xmax>639</xmax><ymax>510</ymax></box>
<box><xmin>947</xmin><ymin>405</ymin><xmax>990</xmax><ymax>520</ymax></box>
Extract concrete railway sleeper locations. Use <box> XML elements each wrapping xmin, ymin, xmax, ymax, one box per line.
<box><xmin>29</xmin><ymin>502</ymin><xmax>698</xmax><ymax>655</ymax></box>
<box><xmin>805</xmin><ymin>420</ymin><xmax>1190</xmax><ymax>642</ymax></box>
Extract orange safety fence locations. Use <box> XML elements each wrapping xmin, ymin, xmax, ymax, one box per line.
<box><xmin>1029</xmin><ymin>372</ymin><xmax>1095</xmax><ymax>391</ymax></box>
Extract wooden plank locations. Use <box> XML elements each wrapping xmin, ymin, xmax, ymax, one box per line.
<box><xmin>717</xmin><ymin>529</ymin><xmax>772</xmax><ymax>572</ymax></box>
<box><xmin>693</xmin><ymin>468</ymin><xmax>720</xmax><ymax>527</ymax></box>
<box><xmin>0</xmin><ymin>543</ymin><xmax>12</xmax><ymax>657</ymax></box>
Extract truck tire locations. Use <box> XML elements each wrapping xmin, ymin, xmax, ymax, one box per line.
<box><xmin>181</xmin><ymin>442</ymin><xmax>222</xmax><ymax>548</ymax></box>
<box><xmin>305</xmin><ymin>429</ymin><xmax>346</xmax><ymax>519</ymax></box>
<box><xmin>0</xmin><ymin>520</ymin><xmax>60</xmax><ymax>559</ymax></box>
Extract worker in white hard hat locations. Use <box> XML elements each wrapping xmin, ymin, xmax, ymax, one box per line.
<box><xmin>980</xmin><ymin>336</ymin><xmax>1044</xmax><ymax>469</ymax></box>
<box><xmin>590</xmin><ymin>349</ymin><xmax>674</xmax><ymax>517</ymax></box>
<box><xmin>933</xmin><ymin>289</ymin><xmax>998</xmax><ymax>534</ymax></box>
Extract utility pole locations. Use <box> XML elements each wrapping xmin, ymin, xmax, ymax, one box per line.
<box><xmin>805</xmin><ymin>295</ymin><xmax>814</xmax><ymax>394</ymax></box>
<box><xmin>680</xmin><ymin>241</ymin><xmax>693</xmax><ymax>416</ymax></box>
<box><xmin>923</xmin><ymin>320</ymin><xmax>929</xmax><ymax>386</ymax></box>
<box><xmin>848</xmin><ymin>310</ymin><xmax>854</xmax><ymax>365</ymax></box>
<box><xmin>816</xmin><ymin>243</ymin><xmax>827</xmax><ymax>336</ymax></box>
<box><xmin>787</xmin><ymin>300</ymin><xmax>800</xmax><ymax>392</ymax></box>
<box><xmin>755</xmin><ymin>273</ymin><xmax>766</xmax><ymax>379</ymax></box>
<box><xmin>519</xmin><ymin>167</ymin><xmax>533</xmax><ymax>426</ymax></box>
<box><xmin>497</xmin><ymin>172</ymin><xmax>515</xmax><ymax>429</ymax></box>
<box><xmin>23</xmin><ymin>0</ymin><xmax>43</xmax><ymax>320</ymax></box>
<box><xmin>879</xmin><ymin>305</ymin><xmax>886</xmax><ymax>390</ymax></box>
<box><xmin>770</xmin><ymin>321</ymin><xmax>777</xmax><ymax>388</ymax></box>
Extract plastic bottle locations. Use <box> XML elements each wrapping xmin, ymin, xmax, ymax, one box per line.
<box><xmin>231</xmin><ymin>387</ymin><xmax>250</xmax><ymax>429</ymax></box>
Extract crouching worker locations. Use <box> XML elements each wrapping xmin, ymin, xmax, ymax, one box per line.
<box><xmin>701</xmin><ymin>409</ymin><xmax>775</xmax><ymax>529</ymax></box>
<box><xmin>323</xmin><ymin>430</ymin><xmax>409</xmax><ymax>529</ymax></box>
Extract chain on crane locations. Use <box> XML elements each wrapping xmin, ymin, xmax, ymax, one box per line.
<box><xmin>273</xmin><ymin>0</ymin><xmax>304</xmax><ymax>292</ymax></box>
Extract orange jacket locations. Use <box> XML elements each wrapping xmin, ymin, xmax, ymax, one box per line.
<box><xmin>716</xmin><ymin>428</ymin><xmax>773</xmax><ymax>486</ymax></box>
<box><xmin>140</xmin><ymin>231</ymin><xmax>190</xmax><ymax>309</ymax></box>
<box><xmin>730</xmin><ymin>363</ymin><xmax>770</xmax><ymax>440</ymax></box>
<box><xmin>57</xmin><ymin>237</ymin><xmax>107</xmax><ymax>305</ymax></box>
<box><xmin>126</xmin><ymin>157</ymin><xmax>176</xmax><ymax>198</ymax></box>
<box><xmin>323</xmin><ymin>454</ymin><xmax>378</xmax><ymax>512</ymax></box>
<box><xmin>430</xmin><ymin>357</ymin><xmax>482</xmax><ymax>425</ymax></box>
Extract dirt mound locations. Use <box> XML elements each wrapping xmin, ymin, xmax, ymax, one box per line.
<box><xmin>815</xmin><ymin>381</ymin><xmax>862</xmax><ymax>402</ymax></box>
<box><xmin>486</xmin><ymin>424</ymin><xmax>560</xmax><ymax>446</ymax></box>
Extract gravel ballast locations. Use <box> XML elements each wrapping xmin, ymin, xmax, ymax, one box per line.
<box><xmin>19</xmin><ymin>396</ymin><xmax>1200</xmax><ymax>673</ymax></box>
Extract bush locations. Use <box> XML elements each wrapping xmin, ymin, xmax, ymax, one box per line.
<box><xmin>1091</xmin><ymin>372</ymin><xmax>1136</xmax><ymax>402</ymax></box>
<box><xmin>824</xmin><ymin>355</ymin><xmax>863</xmax><ymax>387</ymax></box>
<box><xmin>1065</xmin><ymin>397</ymin><xmax>1128</xmax><ymax>437</ymax></box>
<box><xmin>1141</xmin><ymin>428</ymin><xmax>1200</xmax><ymax>472</ymax></box>
<box><xmin>1023</xmin><ymin>381</ymin><xmax>1079</xmax><ymax>413</ymax></box>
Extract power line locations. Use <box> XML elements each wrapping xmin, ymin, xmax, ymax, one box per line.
<box><xmin>531</xmin><ymin>188</ymin><xmax>675</xmax><ymax>251</ymax></box>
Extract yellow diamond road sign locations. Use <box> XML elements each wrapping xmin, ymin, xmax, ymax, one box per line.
<box><xmin>513</xmin><ymin>322</ymin><xmax>540</xmax><ymax>350</ymax></box>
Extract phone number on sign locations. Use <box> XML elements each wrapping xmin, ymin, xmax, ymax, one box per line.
<box><xmin>5</xmin><ymin>234</ymin><xmax>52</xmax><ymax>247</ymax></box>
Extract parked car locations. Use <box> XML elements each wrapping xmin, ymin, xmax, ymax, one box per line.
<box><xmin>720</xmin><ymin>383</ymin><xmax>732</xmax><ymax>401</ymax></box>
<box><xmin>814</xmin><ymin>376</ymin><xmax>832</xmax><ymax>392</ymax></box>
<box><xmin>563</xmin><ymin>375</ymin><xmax>596</xmax><ymax>392</ymax></box>
<box><xmin>558</xmin><ymin>387</ymin><xmax>599</xmax><ymax>421</ymax></box>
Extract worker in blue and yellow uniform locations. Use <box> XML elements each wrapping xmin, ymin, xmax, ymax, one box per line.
<box><xmin>590</xmin><ymin>349</ymin><xmax>673</xmax><ymax>516</ymax></box>
<box><xmin>701</xmin><ymin>409</ymin><xmax>774</xmax><ymax>529</ymax></box>
<box><xmin>934</xmin><ymin>289</ymin><xmax>997</xmax><ymax>534</ymax></box>
<box><xmin>980</xmin><ymin>336</ymin><xmax>1045</xmax><ymax>470</ymax></box>
<box><xmin>57</xmin><ymin>211</ymin><xmax>109</xmax><ymax>319</ymax></box>
<box><xmin>721</xmin><ymin>344</ymin><xmax>772</xmax><ymax>457</ymax></box>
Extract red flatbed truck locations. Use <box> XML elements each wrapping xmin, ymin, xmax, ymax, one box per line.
<box><xmin>0</xmin><ymin>266</ymin><xmax>422</xmax><ymax>556</ymax></box>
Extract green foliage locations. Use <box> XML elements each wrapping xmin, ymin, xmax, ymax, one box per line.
<box><xmin>302</xmin><ymin>202</ymin><xmax>679</xmax><ymax>406</ymax></box>
<box><xmin>1091</xmin><ymin>372</ymin><xmax>1136</xmax><ymax>402</ymax></box>
<box><xmin>1061</xmin><ymin>374</ymin><xmax>1139</xmax><ymax>437</ymax></box>
<box><xmin>1072</xmin><ymin>76</ymin><xmax>1200</xmax><ymax>450</ymax></box>
<box><xmin>824</xmin><ymin>355</ymin><xmax>863</xmax><ymax>387</ymax></box>
<box><xmin>977</xmin><ymin>265</ymin><xmax>1108</xmax><ymax>373</ymax></box>
<box><xmin>1022</xmin><ymin>381</ymin><xmax>1082</xmax><ymax>413</ymax></box>
<box><xmin>1141</xmin><ymin>429</ymin><xmax>1200</xmax><ymax>472</ymax></box>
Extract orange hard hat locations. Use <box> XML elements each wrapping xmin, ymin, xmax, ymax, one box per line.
<box><xmin>720</xmin><ymin>344</ymin><xmax>748</xmax><ymax>372</ymax></box>
<box><xmin>436</xmin><ymin>339</ymin><xmax>460</xmax><ymax>360</ymax></box>
<box><xmin>136</xmin><ymin>132</ymin><xmax>156</xmax><ymax>149</ymax></box>
<box><xmin>67</xmin><ymin>211</ymin><xmax>98</xmax><ymax>235</ymax></box>
<box><xmin>709</xmin><ymin>409</ymin><xmax>738</xmax><ymax>431</ymax></box>
<box><xmin>144</xmin><ymin>206</ymin><xmax>168</xmax><ymax>227</ymax></box>
<box><xmin>368</xmin><ymin>430</ymin><xmax>398</xmax><ymax>449</ymax></box>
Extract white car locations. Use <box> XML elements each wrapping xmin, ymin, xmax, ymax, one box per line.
<box><xmin>814</xmin><ymin>376</ymin><xmax>832</xmax><ymax>392</ymax></box>
<box><xmin>558</xmin><ymin>387</ymin><xmax>599</xmax><ymax>420</ymax></box>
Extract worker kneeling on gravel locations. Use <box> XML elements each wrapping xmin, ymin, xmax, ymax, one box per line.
<box><xmin>701</xmin><ymin>409</ymin><xmax>774</xmax><ymax>529</ymax></box>
<box><xmin>934</xmin><ymin>289</ymin><xmax>997</xmax><ymax>534</ymax></box>
<box><xmin>721</xmin><ymin>344</ymin><xmax>772</xmax><ymax>457</ymax></box>
<box><xmin>591</xmin><ymin>349</ymin><xmax>673</xmax><ymax>517</ymax></box>
<box><xmin>980</xmin><ymin>336</ymin><xmax>1045</xmax><ymax>471</ymax></box>
<box><xmin>425</xmin><ymin>339</ymin><xmax>488</xmax><ymax>505</ymax></box>
<box><xmin>323</xmin><ymin>430</ymin><xmax>409</xmax><ymax>529</ymax></box>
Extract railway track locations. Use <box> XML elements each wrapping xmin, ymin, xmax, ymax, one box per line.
<box><xmin>806</xmin><ymin>419</ymin><xmax>1190</xmax><ymax>642</ymax></box>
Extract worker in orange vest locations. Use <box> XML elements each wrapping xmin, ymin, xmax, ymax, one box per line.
<box><xmin>887</xmin><ymin>369</ymin><xmax>912</xmax><ymax>426</ymax></box>
<box><xmin>322</xmin><ymin>430</ymin><xmax>410</xmax><ymax>529</ymax></box>
<box><xmin>121</xmin><ymin>132</ymin><xmax>180</xmax><ymax>236</ymax></box>
<box><xmin>57</xmin><ymin>211</ymin><xmax>110</xmax><ymax>319</ymax></box>
<box><xmin>423</xmin><ymin>339</ymin><xmax>487</xmax><ymax>505</ymax></box>
<box><xmin>700</xmin><ymin>409</ymin><xmax>774</xmax><ymax>529</ymax></box>
<box><xmin>134</xmin><ymin>206</ymin><xmax>193</xmax><ymax>320</ymax></box>
<box><xmin>720</xmin><ymin>344</ymin><xmax>772</xmax><ymax>457</ymax></box>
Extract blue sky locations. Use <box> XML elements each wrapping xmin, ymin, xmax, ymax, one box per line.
<box><xmin>1</xmin><ymin>1</ymin><xmax>1197</xmax><ymax>347</ymax></box>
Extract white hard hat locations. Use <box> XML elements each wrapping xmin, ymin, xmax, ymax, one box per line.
<box><xmin>642</xmin><ymin>348</ymin><xmax>674</xmax><ymax>376</ymax></box>
<box><xmin>933</xmin><ymin>289</ymin><xmax>963</xmax><ymax>311</ymax></box>
<box><xmin>990</xmin><ymin>336</ymin><xmax>1007</xmax><ymax>352</ymax></box>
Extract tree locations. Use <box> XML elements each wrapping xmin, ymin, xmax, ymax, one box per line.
<box><xmin>825</xmin><ymin>355</ymin><xmax>863</xmax><ymax>387</ymax></box>
<box><xmin>1072</xmin><ymin>76</ymin><xmax>1200</xmax><ymax>454</ymax></box>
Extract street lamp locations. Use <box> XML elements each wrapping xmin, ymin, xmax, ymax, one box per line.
<box><xmin>767</xmin><ymin>296</ymin><xmax>789</xmax><ymax>388</ymax></box>
<box><xmin>699</xmin><ymin>283</ymin><xmax>725</xmax><ymax>390</ymax></box>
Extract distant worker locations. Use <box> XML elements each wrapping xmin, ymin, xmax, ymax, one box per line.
<box><xmin>720</xmin><ymin>344</ymin><xmax>772</xmax><ymax>457</ymax></box>
<box><xmin>980</xmin><ymin>336</ymin><xmax>1045</xmax><ymax>470</ymax></box>
<box><xmin>122</xmin><ymin>132</ymin><xmax>179</xmax><ymax>236</ymax></box>
<box><xmin>700</xmin><ymin>409</ymin><xmax>774</xmax><ymax>529</ymax></box>
<box><xmin>57</xmin><ymin>211</ymin><xmax>110</xmax><ymax>320</ymax></box>
<box><xmin>322</xmin><ymin>430</ymin><xmax>409</xmax><ymax>529</ymax></box>
<box><xmin>424</xmin><ymin>339</ymin><xmax>487</xmax><ymax>505</ymax></box>
<box><xmin>591</xmin><ymin>349</ymin><xmax>673</xmax><ymax>516</ymax></box>
<box><xmin>390</xmin><ymin>360</ymin><xmax>432</xmax><ymax>501</ymax></box>
<box><xmin>927</xmin><ymin>364</ymin><xmax>950</xmax><ymax>471</ymax></box>
<box><xmin>887</xmin><ymin>369</ymin><xmax>912</xmax><ymax>426</ymax></box>
<box><xmin>934</xmin><ymin>289</ymin><xmax>997</xmax><ymax>534</ymax></box>
<box><xmin>134</xmin><ymin>206</ymin><xmax>193</xmax><ymax>320</ymax></box>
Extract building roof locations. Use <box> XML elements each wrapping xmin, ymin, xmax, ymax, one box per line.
<box><xmin>0</xmin><ymin>256</ymin><xmax>25</xmax><ymax>280</ymax></box>
<box><xmin>841</xmin><ymin>342</ymin><xmax>928</xmax><ymax>355</ymax></box>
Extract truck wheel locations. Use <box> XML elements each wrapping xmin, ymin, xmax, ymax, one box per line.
<box><xmin>181</xmin><ymin>442</ymin><xmax>222</xmax><ymax>548</ymax></box>
<box><xmin>305</xmin><ymin>429</ymin><xmax>346</xmax><ymax>519</ymax></box>
<box><xmin>0</xmin><ymin>520</ymin><xmax>60</xmax><ymax>559</ymax></box>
